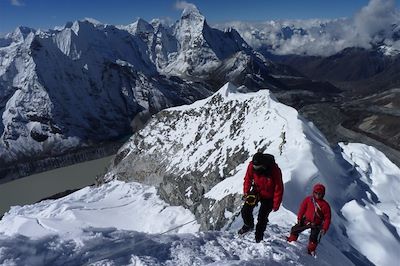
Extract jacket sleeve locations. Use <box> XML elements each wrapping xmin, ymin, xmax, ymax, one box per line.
<box><xmin>243</xmin><ymin>163</ymin><xmax>253</xmax><ymax>194</ymax></box>
<box><xmin>297</xmin><ymin>197</ymin><xmax>309</xmax><ymax>221</ymax></box>
<box><xmin>322</xmin><ymin>202</ymin><xmax>332</xmax><ymax>232</ymax></box>
<box><xmin>273</xmin><ymin>164</ymin><xmax>284</xmax><ymax>210</ymax></box>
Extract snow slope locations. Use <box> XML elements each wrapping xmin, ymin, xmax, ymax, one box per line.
<box><xmin>340</xmin><ymin>142</ymin><xmax>400</xmax><ymax>266</ymax></box>
<box><xmin>0</xmin><ymin>181</ymin><xmax>199</xmax><ymax>239</ymax></box>
<box><xmin>1</xmin><ymin>84</ymin><xmax>399</xmax><ymax>265</ymax></box>
<box><xmin>0</xmin><ymin>181</ymin><xmax>353</xmax><ymax>266</ymax></box>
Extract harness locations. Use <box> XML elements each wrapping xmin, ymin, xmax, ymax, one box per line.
<box><xmin>311</xmin><ymin>196</ymin><xmax>323</xmax><ymax>222</ymax></box>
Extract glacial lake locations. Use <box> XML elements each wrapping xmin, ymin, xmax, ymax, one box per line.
<box><xmin>0</xmin><ymin>155</ymin><xmax>114</xmax><ymax>216</ymax></box>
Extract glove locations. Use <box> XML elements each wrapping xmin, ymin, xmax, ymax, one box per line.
<box><xmin>320</xmin><ymin>229</ymin><xmax>326</xmax><ymax>235</ymax></box>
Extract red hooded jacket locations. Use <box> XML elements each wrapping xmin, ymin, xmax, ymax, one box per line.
<box><xmin>243</xmin><ymin>161</ymin><xmax>284</xmax><ymax>210</ymax></box>
<box><xmin>297</xmin><ymin>195</ymin><xmax>331</xmax><ymax>232</ymax></box>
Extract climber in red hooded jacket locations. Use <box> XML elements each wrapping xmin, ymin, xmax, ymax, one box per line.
<box><xmin>238</xmin><ymin>152</ymin><xmax>284</xmax><ymax>243</ymax></box>
<box><xmin>287</xmin><ymin>183</ymin><xmax>331</xmax><ymax>255</ymax></box>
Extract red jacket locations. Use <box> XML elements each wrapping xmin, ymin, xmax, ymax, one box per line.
<box><xmin>243</xmin><ymin>161</ymin><xmax>284</xmax><ymax>210</ymax></box>
<box><xmin>297</xmin><ymin>195</ymin><xmax>331</xmax><ymax>232</ymax></box>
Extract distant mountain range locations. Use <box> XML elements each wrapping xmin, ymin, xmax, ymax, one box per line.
<box><xmin>1</xmin><ymin>3</ymin><xmax>400</xmax><ymax>181</ymax></box>
<box><xmin>0</xmin><ymin>6</ymin><xmax>311</xmax><ymax>181</ymax></box>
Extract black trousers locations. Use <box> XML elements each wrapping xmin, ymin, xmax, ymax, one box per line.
<box><xmin>290</xmin><ymin>218</ymin><xmax>321</xmax><ymax>243</ymax></box>
<box><xmin>241</xmin><ymin>198</ymin><xmax>273</xmax><ymax>239</ymax></box>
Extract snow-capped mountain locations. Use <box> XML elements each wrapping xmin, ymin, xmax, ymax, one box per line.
<box><xmin>1</xmin><ymin>83</ymin><xmax>399</xmax><ymax>265</ymax></box>
<box><xmin>0</xmin><ymin>21</ymin><xmax>211</xmax><ymax>180</ymax></box>
<box><xmin>166</xmin><ymin>5</ymin><xmax>250</xmax><ymax>77</ymax></box>
<box><xmin>0</xmin><ymin>5</ymin><xmax>306</xmax><ymax>181</ymax></box>
<box><xmin>120</xmin><ymin>6</ymin><xmax>299</xmax><ymax>88</ymax></box>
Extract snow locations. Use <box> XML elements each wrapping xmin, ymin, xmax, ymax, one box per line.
<box><xmin>0</xmin><ymin>181</ymin><xmax>199</xmax><ymax>239</ymax></box>
<box><xmin>339</xmin><ymin>142</ymin><xmax>400</xmax><ymax>265</ymax></box>
<box><xmin>0</xmin><ymin>225</ymin><xmax>354</xmax><ymax>265</ymax></box>
<box><xmin>0</xmin><ymin>180</ymin><xmax>353</xmax><ymax>265</ymax></box>
<box><xmin>342</xmin><ymin>200</ymin><xmax>400</xmax><ymax>266</ymax></box>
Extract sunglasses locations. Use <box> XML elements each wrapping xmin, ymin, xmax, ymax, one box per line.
<box><xmin>314</xmin><ymin>191</ymin><xmax>323</xmax><ymax>196</ymax></box>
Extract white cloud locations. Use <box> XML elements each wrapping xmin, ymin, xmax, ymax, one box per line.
<box><xmin>214</xmin><ymin>0</ymin><xmax>400</xmax><ymax>56</ymax></box>
<box><xmin>174</xmin><ymin>1</ymin><xmax>196</xmax><ymax>11</ymax></box>
<box><xmin>354</xmin><ymin>0</ymin><xmax>398</xmax><ymax>38</ymax></box>
<box><xmin>11</xmin><ymin>0</ymin><xmax>24</xmax><ymax>6</ymax></box>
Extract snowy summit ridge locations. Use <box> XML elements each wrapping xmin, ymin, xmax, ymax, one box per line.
<box><xmin>103</xmin><ymin>82</ymin><xmax>400</xmax><ymax>265</ymax></box>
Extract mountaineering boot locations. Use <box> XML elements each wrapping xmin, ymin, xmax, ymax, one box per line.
<box><xmin>238</xmin><ymin>224</ymin><xmax>253</xmax><ymax>235</ymax></box>
<box><xmin>307</xmin><ymin>241</ymin><xmax>317</xmax><ymax>256</ymax></box>
<box><xmin>286</xmin><ymin>234</ymin><xmax>298</xmax><ymax>242</ymax></box>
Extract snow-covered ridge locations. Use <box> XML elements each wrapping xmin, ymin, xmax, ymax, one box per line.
<box><xmin>0</xmin><ymin>191</ymin><xmax>352</xmax><ymax>265</ymax></box>
<box><xmin>103</xmin><ymin>82</ymin><xmax>400</xmax><ymax>265</ymax></box>
<box><xmin>0</xmin><ymin>180</ymin><xmax>198</xmax><ymax>239</ymax></box>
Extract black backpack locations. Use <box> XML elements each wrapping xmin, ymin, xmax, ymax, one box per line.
<box><xmin>252</xmin><ymin>153</ymin><xmax>275</xmax><ymax>176</ymax></box>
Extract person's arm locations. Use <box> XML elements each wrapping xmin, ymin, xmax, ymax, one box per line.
<box><xmin>243</xmin><ymin>163</ymin><xmax>253</xmax><ymax>195</ymax></box>
<box><xmin>297</xmin><ymin>197</ymin><xmax>309</xmax><ymax>222</ymax></box>
<box><xmin>322</xmin><ymin>202</ymin><xmax>331</xmax><ymax>233</ymax></box>
<box><xmin>273</xmin><ymin>165</ymin><xmax>284</xmax><ymax>211</ymax></box>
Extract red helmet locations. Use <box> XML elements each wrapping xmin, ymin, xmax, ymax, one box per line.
<box><xmin>313</xmin><ymin>183</ymin><xmax>325</xmax><ymax>197</ymax></box>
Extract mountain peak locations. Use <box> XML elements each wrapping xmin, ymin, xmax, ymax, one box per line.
<box><xmin>180</xmin><ymin>3</ymin><xmax>202</xmax><ymax>18</ymax></box>
<box><xmin>82</xmin><ymin>17</ymin><xmax>103</xmax><ymax>26</ymax></box>
<box><xmin>70</xmin><ymin>19</ymin><xmax>99</xmax><ymax>35</ymax></box>
<box><xmin>133</xmin><ymin>18</ymin><xmax>154</xmax><ymax>34</ymax></box>
<box><xmin>216</xmin><ymin>82</ymin><xmax>249</xmax><ymax>98</ymax></box>
<box><xmin>7</xmin><ymin>26</ymin><xmax>35</xmax><ymax>42</ymax></box>
<box><xmin>179</xmin><ymin>3</ymin><xmax>204</xmax><ymax>24</ymax></box>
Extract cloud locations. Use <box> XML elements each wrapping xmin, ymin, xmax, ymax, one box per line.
<box><xmin>11</xmin><ymin>0</ymin><xmax>24</xmax><ymax>6</ymax></box>
<box><xmin>174</xmin><ymin>1</ymin><xmax>196</xmax><ymax>11</ymax></box>
<box><xmin>214</xmin><ymin>0</ymin><xmax>400</xmax><ymax>56</ymax></box>
<box><xmin>354</xmin><ymin>0</ymin><xmax>398</xmax><ymax>38</ymax></box>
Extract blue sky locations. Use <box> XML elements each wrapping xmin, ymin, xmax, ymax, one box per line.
<box><xmin>0</xmin><ymin>0</ymin><xmax>396</xmax><ymax>35</ymax></box>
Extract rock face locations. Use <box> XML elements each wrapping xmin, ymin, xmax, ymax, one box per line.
<box><xmin>103</xmin><ymin>82</ymin><xmax>347</xmax><ymax>230</ymax></box>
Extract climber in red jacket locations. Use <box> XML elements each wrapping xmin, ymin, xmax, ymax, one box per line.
<box><xmin>238</xmin><ymin>152</ymin><xmax>284</xmax><ymax>243</ymax></box>
<box><xmin>287</xmin><ymin>183</ymin><xmax>331</xmax><ymax>255</ymax></box>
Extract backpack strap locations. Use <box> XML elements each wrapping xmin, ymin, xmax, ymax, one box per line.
<box><xmin>311</xmin><ymin>196</ymin><xmax>323</xmax><ymax>221</ymax></box>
